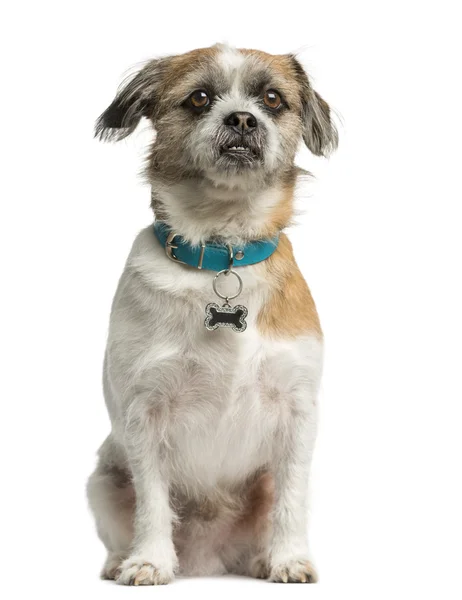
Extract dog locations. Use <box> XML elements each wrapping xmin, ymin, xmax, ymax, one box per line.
<box><xmin>87</xmin><ymin>43</ymin><xmax>338</xmax><ymax>585</ymax></box>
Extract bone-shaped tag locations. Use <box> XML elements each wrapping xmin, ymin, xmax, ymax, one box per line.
<box><xmin>204</xmin><ymin>302</ymin><xmax>248</xmax><ymax>333</ymax></box>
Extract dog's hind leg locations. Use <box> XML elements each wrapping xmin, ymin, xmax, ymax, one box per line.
<box><xmin>87</xmin><ymin>439</ymin><xmax>135</xmax><ymax>580</ymax></box>
<box><xmin>221</xmin><ymin>471</ymin><xmax>275</xmax><ymax>579</ymax></box>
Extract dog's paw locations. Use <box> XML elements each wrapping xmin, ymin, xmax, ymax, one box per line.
<box><xmin>100</xmin><ymin>553</ymin><xmax>124</xmax><ymax>580</ymax></box>
<box><xmin>249</xmin><ymin>554</ymin><xmax>270</xmax><ymax>579</ymax></box>
<box><xmin>115</xmin><ymin>558</ymin><xmax>174</xmax><ymax>586</ymax></box>
<box><xmin>270</xmin><ymin>558</ymin><xmax>318</xmax><ymax>583</ymax></box>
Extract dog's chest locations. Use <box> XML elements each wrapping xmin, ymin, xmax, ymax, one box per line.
<box><xmin>110</xmin><ymin>231</ymin><xmax>320</xmax><ymax>489</ymax></box>
<box><xmin>151</xmin><ymin>324</ymin><xmax>298</xmax><ymax>488</ymax></box>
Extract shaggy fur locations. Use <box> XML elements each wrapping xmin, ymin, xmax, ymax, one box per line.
<box><xmin>87</xmin><ymin>43</ymin><xmax>337</xmax><ymax>585</ymax></box>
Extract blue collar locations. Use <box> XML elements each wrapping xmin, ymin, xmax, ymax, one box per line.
<box><xmin>153</xmin><ymin>221</ymin><xmax>279</xmax><ymax>271</ymax></box>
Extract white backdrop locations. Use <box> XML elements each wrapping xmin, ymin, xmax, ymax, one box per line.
<box><xmin>2</xmin><ymin>1</ymin><xmax>461</xmax><ymax>599</ymax></box>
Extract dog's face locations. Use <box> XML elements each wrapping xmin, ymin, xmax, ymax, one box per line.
<box><xmin>97</xmin><ymin>45</ymin><xmax>337</xmax><ymax>186</ymax></box>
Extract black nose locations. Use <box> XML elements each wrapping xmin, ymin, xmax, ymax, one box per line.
<box><xmin>224</xmin><ymin>111</ymin><xmax>258</xmax><ymax>134</ymax></box>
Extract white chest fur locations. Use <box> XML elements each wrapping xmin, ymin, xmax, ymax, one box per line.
<box><xmin>104</xmin><ymin>227</ymin><xmax>322</xmax><ymax>495</ymax></box>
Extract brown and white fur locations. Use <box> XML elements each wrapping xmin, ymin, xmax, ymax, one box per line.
<box><xmin>87</xmin><ymin>43</ymin><xmax>338</xmax><ymax>585</ymax></box>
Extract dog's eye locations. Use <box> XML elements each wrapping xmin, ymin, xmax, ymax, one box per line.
<box><xmin>263</xmin><ymin>90</ymin><xmax>282</xmax><ymax>110</ymax></box>
<box><xmin>189</xmin><ymin>90</ymin><xmax>210</xmax><ymax>109</ymax></box>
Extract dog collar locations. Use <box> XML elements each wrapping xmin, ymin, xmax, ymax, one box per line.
<box><xmin>153</xmin><ymin>221</ymin><xmax>279</xmax><ymax>271</ymax></box>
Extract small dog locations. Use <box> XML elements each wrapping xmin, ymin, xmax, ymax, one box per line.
<box><xmin>87</xmin><ymin>43</ymin><xmax>337</xmax><ymax>585</ymax></box>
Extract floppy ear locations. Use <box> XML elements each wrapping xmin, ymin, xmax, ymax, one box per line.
<box><xmin>95</xmin><ymin>59</ymin><xmax>165</xmax><ymax>142</ymax></box>
<box><xmin>290</xmin><ymin>56</ymin><xmax>338</xmax><ymax>157</ymax></box>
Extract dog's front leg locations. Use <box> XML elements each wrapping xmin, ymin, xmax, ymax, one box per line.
<box><xmin>268</xmin><ymin>397</ymin><xmax>319</xmax><ymax>583</ymax></box>
<box><xmin>116</xmin><ymin>401</ymin><xmax>177</xmax><ymax>586</ymax></box>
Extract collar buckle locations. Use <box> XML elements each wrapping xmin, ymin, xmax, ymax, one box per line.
<box><xmin>165</xmin><ymin>232</ymin><xmax>186</xmax><ymax>265</ymax></box>
<box><xmin>165</xmin><ymin>232</ymin><xmax>206</xmax><ymax>269</ymax></box>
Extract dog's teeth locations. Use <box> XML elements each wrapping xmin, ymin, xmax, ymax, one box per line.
<box><xmin>226</xmin><ymin>145</ymin><xmax>249</xmax><ymax>153</ymax></box>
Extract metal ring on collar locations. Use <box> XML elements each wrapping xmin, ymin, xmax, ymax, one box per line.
<box><xmin>226</xmin><ymin>244</ymin><xmax>234</xmax><ymax>273</ymax></box>
<box><xmin>212</xmin><ymin>269</ymin><xmax>243</xmax><ymax>301</ymax></box>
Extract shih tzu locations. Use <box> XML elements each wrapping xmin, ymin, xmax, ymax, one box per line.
<box><xmin>87</xmin><ymin>43</ymin><xmax>337</xmax><ymax>585</ymax></box>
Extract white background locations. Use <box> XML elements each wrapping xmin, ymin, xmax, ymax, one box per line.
<box><xmin>2</xmin><ymin>1</ymin><xmax>461</xmax><ymax>599</ymax></box>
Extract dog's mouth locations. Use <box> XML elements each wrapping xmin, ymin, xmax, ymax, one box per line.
<box><xmin>218</xmin><ymin>141</ymin><xmax>261</xmax><ymax>166</ymax></box>
<box><xmin>221</xmin><ymin>144</ymin><xmax>255</xmax><ymax>155</ymax></box>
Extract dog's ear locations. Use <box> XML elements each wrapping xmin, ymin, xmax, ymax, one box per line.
<box><xmin>95</xmin><ymin>59</ymin><xmax>166</xmax><ymax>142</ymax></box>
<box><xmin>289</xmin><ymin>55</ymin><xmax>338</xmax><ymax>157</ymax></box>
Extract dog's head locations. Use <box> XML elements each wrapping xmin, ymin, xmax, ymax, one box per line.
<box><xmin>96</xmin><ymin>44</ymin><xmax>337</xmax><ymax>187</ymax></box>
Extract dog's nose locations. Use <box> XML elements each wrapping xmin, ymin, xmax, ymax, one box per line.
<box><xmin>224</xmin><ymin>112</ymin><xmax>258</xmax><ymax>134</ymax></box>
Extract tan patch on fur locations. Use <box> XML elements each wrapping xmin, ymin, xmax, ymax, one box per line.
<box><xmin>235</xmin><ymin>472</ymin><xmax>274</xmax><ymax>536</ymax></box>
<box><xmin>240</xmin><ymin>49</ymin><xmax>296</xmax><ymax>76</ymax></box>
<box><xmin>164</xmin><ymin>47</ymin><xmax>217</xmax><ymax>79</ymax></box>
<box><xmin>153</xmin><ymin>46</ymin><xmax>221</xmax><ymax>114</ymax></box>
<box><xmin>259</xmin><ymin>174</ymin><xmax>296</xmax><ymax>238</ymax></box>
<box><xmin>181</xmin><ymin>496</ymin><xmax>220</xmax><ymax>522</ymax></box>
<box><xmin>257</xmin><ymin>234</ymin><xmax>322</xmax><ymax>339</ymax></box>
<box><xmin>239</xmin><ymin>49</ymin><xmax>305</xmax><ymax>109</ymax></box>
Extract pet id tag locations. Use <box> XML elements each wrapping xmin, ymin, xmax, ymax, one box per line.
<box><xmin>205</xmin><ymin>269</ymin><xmax>248</xmax><ymax>333</ymax></box>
